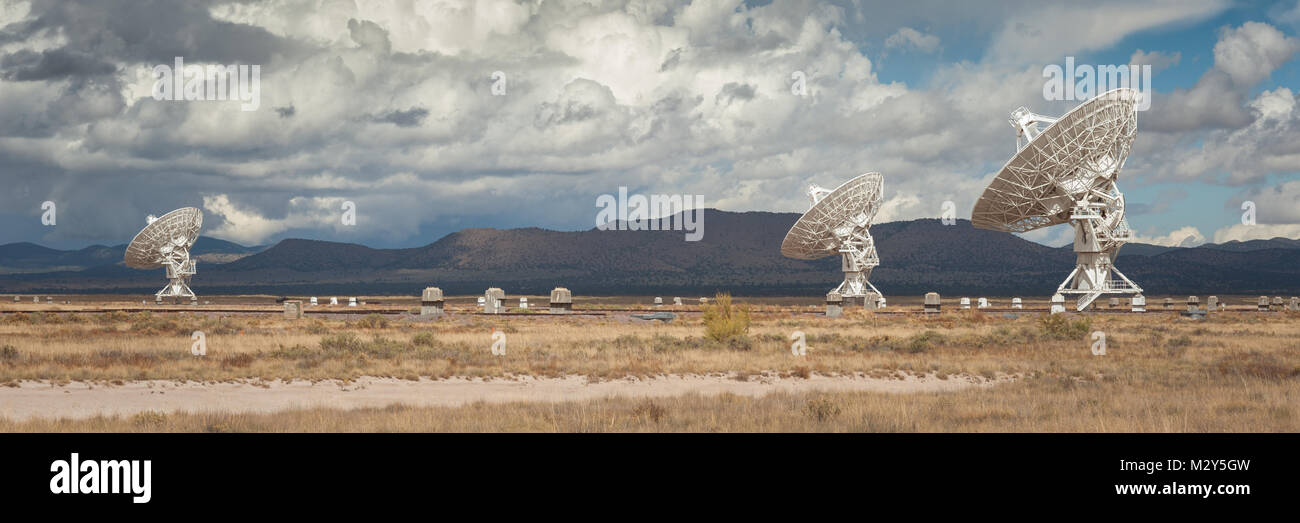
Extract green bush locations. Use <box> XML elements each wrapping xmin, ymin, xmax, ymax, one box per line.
<box><xmin>1037</xmin><ymin>314</ymin><xmax>1092</xmax><ymax>340</ymax></box>
<box><xmin>410</xmin><ymin>332</ymin><xmax>438</xmax><ymax>347</ymax></box>
<box><xmin>904</xmin><ymin>330</ymin><xmax>944</xmax><ymax>353</ymax></box>
<box><xmin>319</xmin><ymin>333</ymin><xmax>368</xmax><ymax>353</ymax></box>
<box><xmin>702</xmin><ymin>292</ymin><xmax>750</xmax><ymax>343</ymax></box>
<box><xmin>355</xmin><ymin>314</ymin><xmax>389</xmax><ymax>329</ymax></box>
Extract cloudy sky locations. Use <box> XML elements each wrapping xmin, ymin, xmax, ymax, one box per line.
<box><xmin>1</xmin><ymin>0</ymin><xmax>1298</xmax><ymax>249</ymax></box>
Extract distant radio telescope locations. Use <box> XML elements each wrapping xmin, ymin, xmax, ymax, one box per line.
<box><xmin>124</xmin><ymin>207</ymin><xmax>203</xmax><ymax>303</ymax></box>
<box><xmin>781</xmin><ymin>172</ymin><xmax>886</xmax><ymax>307</ymax></box>
<box><xmin>971</xmin><ymin>88</ymin><xmax>1143</xmax><ymax>311</ymax></box>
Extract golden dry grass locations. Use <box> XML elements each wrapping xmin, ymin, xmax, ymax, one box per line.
<box><xmin>1</xmin><ymin>308</ymin><xmax>1295</xmax><ymax>382</ymax></box>
<box><xmin>3</xmin><ymin>374</ymin><xmax>1295</xmax><ymax>432</ymax></box>
<box><xmin>1</xmin><ymin>306</ymin><xmax>1297</xmax><ymax>432</ymax></box>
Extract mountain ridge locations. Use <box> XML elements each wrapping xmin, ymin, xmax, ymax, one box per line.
<box><xmin>1</xmin><ymin>210</ymin><xmax>1297</xmax><ymax>296</ymax></box>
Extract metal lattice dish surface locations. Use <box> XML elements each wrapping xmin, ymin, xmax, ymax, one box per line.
<box><xmin>971</xmin><ymin>88</ymin><xmax>1138</xmax><ymax>233</ymax></box>
<box><xmin>124</xmin><ymin>207</ymin><xmax>203</xmax><ymax>269</ymax></box>
<box><xmin>781</xmin><ymin>172</ymin><xmax>883</xmax><ymax>260</ymax></box>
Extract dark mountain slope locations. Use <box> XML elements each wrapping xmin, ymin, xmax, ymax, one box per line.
<box><xmin>2</xmin><ymin>211</ymin><xmax>1296</xmax><ymax>296</ymax></box>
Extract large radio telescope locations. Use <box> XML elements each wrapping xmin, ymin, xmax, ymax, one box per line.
<box><xmin>971</xmin><ymin>88</ymin><xmax>1143</xmax><ymax>311</ymax></box>
<box><xmin>124</xmin><ymin>207</ymin><xmax>203</xmax><ymax>303</ymax></box>
<box><xmin>781</xmin><ymin>172</ymin><xmax>885</xmax><ymax>306</ymax></box>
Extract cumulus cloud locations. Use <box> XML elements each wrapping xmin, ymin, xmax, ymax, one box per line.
<box><xmin>1144</xmin><ymin>87</ymin><xmax>1300</xmax><ymax>184</ymax></box>
<box><xmin>1143</xmin><ymin>22</ymin><xmax>1300</xmax><ymax>133</ymax></box>
<box><xmin>0</xmin><ymin>0</ymin><xmax>1294</xmax><ymax>250</ymax></box>
<box><xmin>1016</xmin><ymin>224</ymin><xmax>1076</xmax><ymax>248</ymax></box>
<box><xmin>1204</xmin><ymin>179</ymin><xmax>1300</xmax><ymax>244</ymax></box>
<box><xmin>1129</xmin><ymin>49</ymin><xmax>1180</xmax><ymax>72</ymax></box>
<box><xmin>1212</xmin><ymin>223</ymin><xmax>1300</xmax><ymax>243</ymax></box>
<box><xmin>201</xmin><ymin>194</ymin><xmax>341</xmax><ymax>245</ymax></box>
<box><xmin>1237</xmin><ymin>179</ymin><xmax>1300</xmax><ymax>223</ymax></box>
<box><xmin>1131</xmin><ymin>225</ymin><xmax>1207</xmax><ymax>247</ymax></box>
<box><xmin>985</xmin><ymin>0</ymin><xmax>1227</xmax><ymax>64</ymax></box>
<box><xmin>1276</xmin><ymin>1</ymin><xmax>1300</xmax><ymax>26</ymax></box>
<box><xmin>1213</xmin><ymin>21</ymin><xmax>1300</xmax><ymax>87</ymax></box>
<box><xmin>884</xmin><ymin>27</ymin><xmax>940</xmax><ymax>54</ymax></box>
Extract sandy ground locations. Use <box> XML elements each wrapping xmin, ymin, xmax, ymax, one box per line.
<box><xmin>0</xmin><ymin>373</ymin><xmax>1008</xmax><ymax>421</ymax></box>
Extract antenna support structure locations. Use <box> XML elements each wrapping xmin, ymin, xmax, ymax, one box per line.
<box><xmin>980</xmin><ymin>91</ymin><xmax>1144</xmax><ymax>311</ymax></box>
<box><xmin>124</xmin><ymin>208</ymin><xmax>203</xmax><ymax>304</ymax></box>
<box><xmin>781</xmin><ymin>173</ymin><xmax>886</xmax><ymax>308</ymax></box>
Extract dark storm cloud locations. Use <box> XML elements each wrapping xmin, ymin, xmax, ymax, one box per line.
<box><xmin>347</xmin><ymin>18</ymin><xmax>391</xmax><ymax>53</ymax></box>
<box><xmin>0</xmin><ymin>48</ymin><xmax>116</xmax><ymax>81</ymax></box>
<box><xmin>659</xmin><ymin>47</ymin><xmax>683</xmax><ymax>71</ymax></box>
<box><xmin>17</xmin><ymin>0</ymin><xmax>309</xmax><ymax>66</ymax></box>
<box><xmin>716</xmin><ymin>82</ymin><xmax>756</xmax><ymax>104</ymax></box>
<box><xmin>369</xmin><ymin>107</ymin><xmax>428</xmax><ymax>127</ymax></box>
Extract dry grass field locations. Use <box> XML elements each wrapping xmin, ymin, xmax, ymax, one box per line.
<box><xmin>1</xmin><ymin>296</ymin><xmax>1297</xmax><ymax>432</ymax></box>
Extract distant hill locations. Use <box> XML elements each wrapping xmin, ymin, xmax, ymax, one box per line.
<box><xmin>1</xmin><ymin>210</ymin><xmax>1297</xmax><ymax>296</ymax></box>
<box><xmin>1199</xmin><ymin>237</ymin><xmax>1300</xmax><ymax>252</ymax></box>
<box><xmin>0</xmin><ymin>242</ymin><xmax>122</xmax><ymax>274</ymax></box>
<box><xmin>0</xmin><ymin>237</ymin><xmax>262</xmax><ymax>274</ymax></box>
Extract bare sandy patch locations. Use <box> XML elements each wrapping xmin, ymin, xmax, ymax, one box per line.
<box><xmin>0</xmin><ymin>373</ymin><xmax>1010</xmax><ymax>422</ymax></box>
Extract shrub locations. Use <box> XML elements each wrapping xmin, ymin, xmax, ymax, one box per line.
<box><xmin>1214</xmin><ymin>352</ymin><xmax>1300</xmax><ymax>380</ymax></box>
<box><xmin>702</xmin><ymin>292</ymin><xmax>750</xmax><ymax>342</ymax></box>
<box><xmin>410</xmin><ymin>332</ymin><xmax>438</xmax><ymax>347</ymax></box>
<box><xmin>319</xmin><ymin>333</ymin><xmax>367</xmax><ymax>353</ymax></box>
<box><xmin>318</xmin><ymin>333</ymin><xmax>412</xmax><ymax>359</ymax></box>
<box><xmin>98</xmin><ymin>310</ymin><xmax>130</xmax><ymax>324</ymax></box>
<box><xmin>803</xmin><ymin>397</ymin><xmax>842</xmax><ymax>422</ymax></box>
<box><xmin>725</xmin><ymin>335</ymin><xmax>754</xmax><ymax>351</ymax></box>
<box><xmin>904</xmin><ymin>330</ymin><xmax>944</xmax><ymax>353</ymax></box>
<box><xmin>193</xmin><ymin>316</ymin><xmax>240</xmax><ymax>336</ymax></box>
<box><xmin>305</xmin><ymin>321</ymin><xmax>331</xmax><ymax>335</ymax></box>
<box><xmin>129</xmin><ymin>313</ymin><xmax>180</xmax><ymax>335</ymax></box>
<box><xmin>0</xmin><ymin>345</ymin><xmax>17</xmax><ymax>361</ymax></box>
<box><xmin>30</xmin><ymin>312</ymin><xmax>62</xmax><ymax>324</ymax></box>
<box><xmin>356</xmin><ymin>314</ymin><xmax>389</xmax><ymax>329</ymax></box>
<box><xmin>1037</xmin><ymin>314</ymin><xmax>1092</xmax><ymax>340</ymax></box>
<box><xmin>220</xmin><ymin>353</ymin><xmax>255</xmax><ymax>369</ymax></box>
<box><xmin>633</xmin><ymin>401</ymin><xmax>667</xmax><ymax>423</ymax></box>
<box><xmin>131</xmin><ymin>410</ymin><xmax>167</xmax><ymax>427</ymax></box>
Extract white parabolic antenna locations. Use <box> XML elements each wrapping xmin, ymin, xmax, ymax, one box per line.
<box><xmin>971</xmin><ymin>88</ymin><xmax>1143</xmax><ymax>311</ymax></box>
<box><xmin>124</xmin><ymin>207</ymin><xmax>203</xmax><ymax>302</ymax></box>
<box><xmin>781</xmin><ymin>172</ymin><xmax>885</xmax><ymax>305</ymax></box>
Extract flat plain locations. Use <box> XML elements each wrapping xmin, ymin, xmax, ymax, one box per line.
<box><xmin>0</xmin><ymin>294</ymin><xmax>1296</xmax><ymax>432</ymax></box>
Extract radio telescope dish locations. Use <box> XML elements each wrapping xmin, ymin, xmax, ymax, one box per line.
<box><xmin>971</xmin><ymin>88</ymin><xmax>1143</xmax><ymax>311</ymax></box>
<box><xmin>781</xmin><ymin>172</ymin><xmax>885</xmax><ymax>306</ymax></box>
<box><xmin>124</xmin><ymin>207</ymin><xmax>203</xmax><ymax>303</ymax></box>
